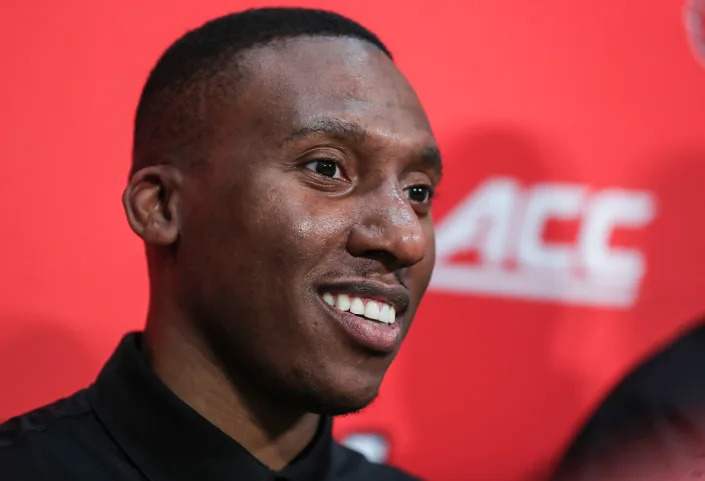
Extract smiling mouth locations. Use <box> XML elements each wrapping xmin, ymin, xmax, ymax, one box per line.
<box><xmin>320</xmin><ymin>292</ymin><xmax>396</xmax><ymax>325</ymax></box>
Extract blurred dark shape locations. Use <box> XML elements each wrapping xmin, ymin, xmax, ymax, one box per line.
<box><xmin>551</xmin><ymin>318</ymin><xmax>705</xmax><ymax>480</ymax></box>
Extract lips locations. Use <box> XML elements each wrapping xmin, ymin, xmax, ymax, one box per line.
<box><xmin>316</xmin><ymin>280</ymin><xmax>410</xmax><ymax>352</ymax></box>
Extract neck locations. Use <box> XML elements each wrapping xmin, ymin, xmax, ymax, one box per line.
<box><xmin>143</xmin><ymin>304</ymin><xmax>320</xmax><ymax>470</ymax></box>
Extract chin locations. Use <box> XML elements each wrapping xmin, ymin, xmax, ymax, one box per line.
<box><xmin>312</xmin><ymin>364</ymin><xmax>389</xmax><ymax>415</ymax></box>
<box><xmin>307</xmin><ymin>388</ymin><xmax>379</xmax><ymax>417</ymax></box>
<box><xmin>281</xmin><ymin>373</ymin><xmax>382</xmax><ymax>416</ymax></box>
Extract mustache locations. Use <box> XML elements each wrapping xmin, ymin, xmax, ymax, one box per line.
<box><xmin>319</xmin><ymin>262</ymin><xmax>408</xmax><ymax>290</ymax></box>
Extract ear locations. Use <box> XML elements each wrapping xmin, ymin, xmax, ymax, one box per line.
<box><xmin>122</xmin><ymin>165</ymin><xmax>183</xmax><ymax>245</ymax></box>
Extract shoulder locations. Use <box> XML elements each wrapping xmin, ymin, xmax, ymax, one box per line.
<box><xmin>0</xmin><ymin>390</ymin><xmax>97</xmax><ymax>478</ymax></box>
<box><xmin>1</xmin><ymin>389</ymin><xmax>94</xmax><ymax>446</ymax></box>
<box><xmin>330</xmin><ymin>443</ymin><xmax>422</xmax><ymax>481</ymax></box>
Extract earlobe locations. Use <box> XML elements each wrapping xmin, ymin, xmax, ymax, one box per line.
<box><xmin>122</xmin><ymin>166</ymin><xmax>182</xmax><ymax>245</ymax></box>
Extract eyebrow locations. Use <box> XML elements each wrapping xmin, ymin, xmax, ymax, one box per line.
<box><xmin>284</xmin><ymin>117</ymin><xmax>443</xmax><ymax>177</ymax></box>
<box><xmin>419</xmin><ymin>145</ymin><xmax>443</xmax><ymax>179</ymax></box>
<box><xmin>284</xmin><ymin>118</ymin><xmax>368</xmax><ymax>145</ymax></box>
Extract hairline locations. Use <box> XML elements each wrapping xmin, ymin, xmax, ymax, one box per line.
<box><xmin>131</xmin><ymin>34</ymin><xmax>394</xmax><ymax>177</ymax></box>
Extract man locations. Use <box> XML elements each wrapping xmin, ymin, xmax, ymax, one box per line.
<box><xmin>551</xmin><ymin>318</ymin><xmax>705</xmax><ymax>480</ymax></box>
<box><xmin>0</xmin><ymin>7</ymin><xmax>441</xmax><ymax>481</ymax></box>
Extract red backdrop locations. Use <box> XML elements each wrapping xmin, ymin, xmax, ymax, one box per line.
<box><xmin>2</xmin><ymin>1</ymin><xmax>705</xmax><ymax>479</ymax></box>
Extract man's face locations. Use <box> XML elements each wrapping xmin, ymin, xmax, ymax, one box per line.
<box><xmin>177</xmin><ymin>37</ymin><xmax>439</xmax><ymax>414</ymax></box>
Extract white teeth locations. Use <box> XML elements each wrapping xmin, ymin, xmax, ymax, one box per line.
<box><xmin>364</xmin><ymin>301</ymin><xmax>380</xmax><ymax>321</ymax></box>
<box><xmin>323</xmin><ymin>292</ymin><xmax>335</xmax><ymax>306</ymax></box>
<box><xmin>380</xmin><ymin>306</ymin><xmax>396</xmax><ymax>324</ymax></box>
<box><xmin>336</xmin><ymin>294</ymin><xmax>351</xmax><ymax>311</ymax></box>
<box><xmin>350</xmin><ymin>297</ymin><xmax>365</xmax><ymax>315</ymax></box>
<box><xmin>323</xmin><ymin>292</ymin><xmax>396</xmax><ymax>324</ymax></box>
<box><xmin>380</xmin><ymin>304</ymin><xmax>391</xmax><ymax>324</ymax></box>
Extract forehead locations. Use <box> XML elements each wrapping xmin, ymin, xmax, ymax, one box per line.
<box><xmin>229</xmin><ymin>36</ymin><xmax>435</xmax><ymax>144</ymax></box>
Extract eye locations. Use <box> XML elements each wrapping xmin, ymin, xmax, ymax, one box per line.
<box><xmin>404</xmin><ymin>185</ymin><xmax>433</xmax><ymax>204</ymax></box>
<box><xmin>304</xmin><ymin>159</ymin><xmax>345</xmax><ymax>179</ymax></box>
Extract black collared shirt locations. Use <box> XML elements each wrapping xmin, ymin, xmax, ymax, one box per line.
<box><xmin>0</xmin><ymin>333</ymin><xmax>419</xmax><ymax>481</ymax></box>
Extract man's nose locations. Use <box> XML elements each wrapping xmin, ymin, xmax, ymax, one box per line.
<box><xmin>346</xmin><ymin>184</ymin><xmax>427</xmax><ymax>270</ymax></box>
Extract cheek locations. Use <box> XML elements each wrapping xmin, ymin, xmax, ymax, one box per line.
<box><xmin>421</xmin><ymin>219</ymin><xmax>436</xmax><ymax>274</ymax></box>
<box><xmin>427</xmin><ymin>223</ymin><xmax>436</xmax><ymax>271</ymax></box>
<box><xmin>242</xmin><ymin>178</ymin><xmax>352</xmax><ymax>270</ymax></box>
<box><xmin>409</xmin><ymin>221</ymin><xmax>436</xmax><ymax>300</ymax></box>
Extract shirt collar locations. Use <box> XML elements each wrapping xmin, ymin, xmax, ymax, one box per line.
<box><xmin>89</xmin><ymin>332</ymin><xmax>333</xmax><ymax>481</ymax></box>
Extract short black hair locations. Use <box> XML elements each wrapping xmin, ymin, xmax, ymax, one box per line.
<box><xmin>131</xmin><ymin>7</ymin><xmax>392</xmax><ymax>175</ymax></box>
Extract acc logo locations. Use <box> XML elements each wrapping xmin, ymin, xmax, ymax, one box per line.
<box><xmin>685</xmin><ymin>0</ymin><xmax>705</xmax><ymax>66</ymax></box>
<box><xmin>430</xmin><ymin>177</ymin><xmax>656</xmax><ymax>308</ymax></box>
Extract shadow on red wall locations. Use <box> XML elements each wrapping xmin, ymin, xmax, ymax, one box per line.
<box><xmin>0</xmin><ymin>315</ymin><xmax>98</xmax><ymax>421</ymax></box>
